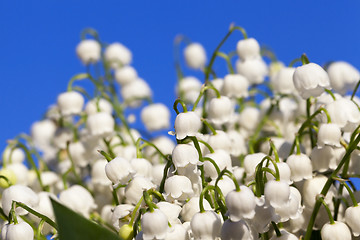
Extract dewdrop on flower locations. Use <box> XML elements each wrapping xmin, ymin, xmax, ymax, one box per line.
<box><xmin>292</xmin><ymin>62</ymin><xmax>331</xmax><ymax>99</ymax></box>
<box><xmin>141</xmin><ymin>103</ymin><xmax>170</xmax><ymax>131</ymax></box>
<box><xmin>327</xmin><ymin>61</ymin><xmax>360</xmax><ymax>94</ymax></box>
<box><xmin>115</xmin><ymin>65</ymin><xmax>138</xmax><ymax>85</ymax></box>
<box><xmin>174</xmin><ymin>111</ymin><xmax>202</xmax><ymax>140</ymax></box>
<box><xmin>184</xmin><ymin>42</ymin><xmax>207</xmax><ymax>69</ymax></box>
<box><xmin>76</xmin><ymin>39</ymin><xmax>101</xmax><ymax>65</ymax></box>
<box><xmin>104</xmin><ymin>42</ymin><xmax>132</xmax><ymax>68</ymax></box>
<box><xmin>57</xmin><ymin>91</ymin><xmax>84</xmax><ymax>115</ymax></box>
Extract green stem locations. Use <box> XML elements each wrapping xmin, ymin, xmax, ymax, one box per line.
<box><xmin>173</xmin><ymin>98</ymin><xmax>188</xmax><ymax>114</ymax></box>
<box><xmin>193</xmin><ymin>85</ymin><xmax>221</xmax><ymax>111</ymax></box>
<box><xmin>159</xmin><ymin>157</ymin><xmax>173</xmax><ymax>194</ymax></box>
<box><xmin>317</xmin><ymin>195</ymin><xmax>335</xmax><ymax>224</ymax></box>
<box><xmin>216</xmin><ymin>51</ymin><xmax>234</xmax><ymax>74</ymax></box>
<box><xmin>198</xmin><ymin>139</ymin><xmax>215</xmax><ymax>153</ymax></box>
<box><xmin>271</xmin><ymin>221</ymin><xmax>282</xmax><ymax>237</ymax></box>
<box><xmin>304</xmin><ymin>131</ymin><xmax>360</xmax><ymax>240</ymax></box>
<box><xmin>351</xmin><ymin>79</ymin><xmax>360</xmax><ymax>100</ymax></box>
<box><xmin>67</xmin><ymin>73</ymin><xmax>90</xmax><ymax>92</ymax></box>
<box><xmin>15</xmin><ymin>201</ymin><xmax>58</xmax><ymax>230</ymax></box>
<box><xmin>340</xmin><ymin>181</ymin><xmax>358</xmax><ymax>207</ymax></box>
<box><xmin>301</xmin><ymin>54</ymin><xmax>310</xmax><ymax>65</ymax></box>
<box><xmin>201</xmin><ymin>119</ymin><xmax>217</xmax><ymax>135</ymax></box>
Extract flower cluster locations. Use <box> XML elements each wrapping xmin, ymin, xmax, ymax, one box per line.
<box><xmin>1</xmin><ymin>25</ymin><xmax>360</xmax><ymax>240</ymax></box>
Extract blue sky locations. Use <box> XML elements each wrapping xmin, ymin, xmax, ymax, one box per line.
<box><xmin>1</xmin><ymin>1</ymin><xmax>360</xmax><ymax>150</ymax></box>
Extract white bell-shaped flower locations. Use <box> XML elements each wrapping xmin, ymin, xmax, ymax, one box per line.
<box><xmin>317</xmin><ymin>123</ymin><xmax>341</xmax><ymax>148</ymax></box>
<box><xmin>57</xmin><ymin>91</ymin><xmax>84</xmax><ymax>115</ymax></box>
<box><xmin>310</xmin><ymin>145</ymin><xmax>337</xmax><ymax>172</ymax></box>
<box><xmin>266</xmin><ymin>162</ymin><xmax>292</xmax><ymax>185</ymax></box>
<box><xmin>302</xmin><ymin>175</ymin><xmax>334</xmax><ymax>208</ymax></box>
<box><xmin>286</xmin><ymin>153</ymin><xmax>313</xmax><ymax>182</ymax></box>
<box><xmin>207</xmin><ymin>131</ymin><xmax>232</xmax><ymax>154</ymax></box>
<box><xmin>141</xmin><ymin>103</ymin><xmax>170</xmax><ymax>131</ymax></box>
<box><xmin>156</xmin><ymin>201</ymin><xmax>182</xmax><ymax>225</ymax></box>
<box><xmin>2</xmin><ymin>148</ymin><xmax>25</xmax><ymax>164</ymax></box>
<box><xmin>174</xmin><ymin>111</ymin><xmax>202</xmax><ymax>140</ymax></box>
<box><xmin>325</xmin><ymin>97</ymin><xmax>360</xmax><ymax>132</ymax></box>
<box><xmin>180</xmin><ymin>196</ymin><xmax>212</xmax><ymax>222</ymax></box>
<box><xmin>221</xmin><ymin>74</ymin><xmax>249</xmax><ymax>98</ymax></box>
<box><xmin>165</xmin><ymin>223</ymin><xmax>188</xmax><ymax>240</ymax></box>
<box><xmin>59</xmin><ymin>185</ymin><xmax>97</xmax><ymax>217</ymax></box>
<box><xmin>210</xmin><ymin>175</ymin><xmax>235</xmax><ymax>197</ymax></box>
<box><xmin>53</xmin><ymin>127</ymin><xmax>73</xmax><ymax>149</ymax></box>
<box><xmin>105</xmin><ymin>157</ymin><xmax>135</xmax><ymax>185</ymax></box>
<box><xmin>248</xmin><ymin>197</ymin><xmax>280</xmax><ymax>233</ymax></box>
<box><xmin>208</xmin><ymin>96</ymin><xmax>234</xmax><ymax>125</ymax></box>
<box><xmin>236</xmin><ymin>38</ymin><xmax>261</xmax><ymax>60</ymax></box>
<box><xmin>76</xmin><ymin>39</ymin><xmax>101</xmax><ymax>64</ymax></box>
<box><xmin>190</xmin><ymin>210</ymin><xmax>222</xmax><ymax>240</ymax></box>
<box><xmin>235</xmin><ymin>57</ymin><xmax>268</xmax><ymax>85</ymax></box>
<box><xmin>203</xmin><ymin>150</ymin><xmax>232</xmax><ymax>179</ymax></box>
<box><xmin>125</xmin><ymin>176</ymin><xmax>155</xmax><ymax>205</ymax></box>
<box><xmin>184</xmin><ymin>43</ymin><xmax>207</xmax><ymax>69</ymax></box>
<box><xmin>2</xmin><ymin>222</ymin><xmax>34</xmax><ymax>240</ymax></box>
<box><xmin>221</xmin><ymin>219</ymin><xmax>253</xmax><ymax>240</ymax></box>
<box><xmin>68</xmin><ymin>141</ymin><xmax>88</xmax><ymax>167</ymax></box>
<box><xmin>31</xmin><ymin>119</ymin><xmax>56</xmax><ymax>150</ymax></box>
<box><xmin>243</xmin><ymin>152</ymin><xmax>267</xmax><ymax>178</ymax></box>
<box><xmin>227</xmin><ymin>130</ymin><xmax>247</xmax><ymax>157</ymax></box>
<box><xmin>271</xmin><ymin>67</ymin><xmax>296</xmax><ymax>95</ymax></box>
<box><xmin>121</xmin><ymin>78</ymin><xmax>152</xmax><ymax>107</ymax></box>
<box><xmin>238</xmin><ymin>107</ymin><xmax>260</xmax><ymax>131</ymax></box>
<box><xmin>86</xmin><ymin>112</ymin><xmax>115</xmax><ymax>137</ymax></box>
<box><xmin>85</xmin><ymin>98</ymin><xmax>113</xmax><ymax>115</ymax></box>
<box><xmin>274</xmin><ymin>186</ymin><xmax>303</xmax><ymax>222</ymax></box>
<box><xmin>344</xmin><ymin>205</ymin><xmax>360</xmax><ymax>237</ymax></box>
<box><xmin>226</xmin><ymin>185</ymin><xmax>256</xmax><ymax>220</ymax></box>
<box><xmin>172</xmin><ymin>144</ymin><xmax>199</xmax><ymax>169</ymax></box>
<box><xmin>130</xmin><ymin>158</ymin><xmax>152</xmax><ymax>178</ymax></box>
<box><xmin>177</xmin><ymin>76</ymin><xmax>202</xmax><ymax>103</ymax></box>
<box><xmin>293</xmin><ymin>63</ymin><xmax>331</xmax><ymax>99</ymax></box>
<box><xmin>104</xmin><ymin>42</ymin><xmax>132</xmax><ymax>67</ymax></box>
<box><xmin>327</xmin><ymin>61</ymin><xmax>360</xmax><ymax>94</ymax></box>
<box><xmin>164</xmin><ymin>175</ymin><xmax>194</xmax><ymax>202</ymax></box>
<box><xmin>91</xmin><ymin>159</ymin><xmax>111</xmax><ymax>186</ymax></box>
<box><xmin>270</xmin><ymin>230</ymin><xmax>298</xmax><ymax>240</ymax></box>
<box><xmin>141</xmin><ymin>209</ymin><xmax>169</xmax><ymax>240</ymax></box>
<box><xmin>321</xmin><ymin>221</ymin><xmax>352</xmax><ymax>240</ymax></box>
<box><xmin>264</xmin><ymin>180</ymin><xmax>290</xmax><ymax>208</ymax></box>
<box><xmin>5</xmin><ymin>163</ymin><xmax>28</xmax><ymax>186</ymax></box>
<box><xmin>111</xmin><ymin>204</ymin><xmax>134</xmax><ymax>230</ymax></box>
<box><xmin>115</xmin><ymin>65</ymin><xmax>138</xmax><ymax>85</ymax></box>
<box><xmin>2</xmin><ymin>185</ymin><xmax>39</xmax><ymax>216</ymax></box>
<box><xmin>207</xmin><ymin>78</ymin><xmax>224</xmax><ymax>99</ymax></box>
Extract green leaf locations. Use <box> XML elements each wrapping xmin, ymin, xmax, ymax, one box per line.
<box><xmin>50</xmin><ymin>198</ymin><xmax>121</xmax><ymax>240</ymax></box>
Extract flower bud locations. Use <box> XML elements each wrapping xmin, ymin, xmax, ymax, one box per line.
<box><xmin>76</xmin><ymin>39</ymin><xmax>101</xmax><ymax>64</ymax></box>
<box><xmin>293</xmin><ymin>63</ymin><xmax>331</xmax><ymax>99</ymax></box>
<box><xmin>184</xmin><ymin>43</ymin><xmax>207</xmax><ymax>69</ymax></box>
<box><xmin>57</xmin><ymin>91</ymin><xmax>84</xmax><ymax>115</ymax></box>
<box><xmin>141</xmin><ymin>103</ymin><xmax>170</xmax><ymax>131</ymax></box>
<box><xmin>104</xmin><ymin>42</ymin><xmax>132</xmax><ymax>68</ymax></box>
<box><xmin>141</xmin><ymin>209</ymin><xmax>169</xmax><ymax>240</ymax></box>
<box><xmin>236</xmin><ymin>38</ymin><xmax>261</xmax><ymax>60</ymax></box>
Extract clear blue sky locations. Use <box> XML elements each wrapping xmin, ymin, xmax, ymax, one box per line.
<box><xmin>1</xmin><ymin>1</ymin><xmax>360</xmax><ymax>150</ymax></box>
